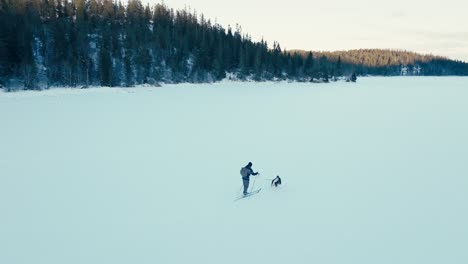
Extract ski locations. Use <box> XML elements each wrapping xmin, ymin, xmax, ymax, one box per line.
<box><xmin>234</xmin><ymin>188</ymin><xmax>262</xmax><ymax>201</ymax></box>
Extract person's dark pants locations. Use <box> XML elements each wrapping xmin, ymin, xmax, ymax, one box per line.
<box><xmin>243</xmin><ymin>179</ymin><xmax>250</xmax><ymax>194</ymax></box>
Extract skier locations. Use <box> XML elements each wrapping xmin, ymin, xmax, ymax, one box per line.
<box><xmin>240</xmin><ymin>162</ymin><xmax>259</xmax><ymax>195</ymax></box>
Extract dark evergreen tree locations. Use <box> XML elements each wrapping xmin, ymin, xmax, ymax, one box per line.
<box><xmin>350</xmin><ymin>72</ymin><xmax>357</xmax><ymax>82</ymax></box>
<box><xmin>303</xmin><ymin>52</ymin><xmax>314</xmax><ymax>81</ymax></box>
<box><xmin>319</xmin><ymin>55</ymin><xmax>329</xmax><ymax>82</ymax></box>
<box><xmin>99</xmin><ymin>31</ymin><xmax>113</xmax><ymax>86</ymax></box>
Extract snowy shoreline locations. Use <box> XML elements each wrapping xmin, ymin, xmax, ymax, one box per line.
<box><xmin>2</xmin><ymin>76</ymin><xmax>467</xmax><ymax>97</ymax></box>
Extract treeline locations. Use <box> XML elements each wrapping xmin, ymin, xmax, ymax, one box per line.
<box><xmin>293</xmin><ymin>49</ymin><xmax>468</xmax><ymax>76</ymax></box>
<box><xmin>0</xmin><ymin>0</ymin><xmax>349</xmax><ymax>90</ymax></box>
<box><xmin>1</xmin><ymin>1</ymin><xmax>467</xmax><ymax>91</ymax></box>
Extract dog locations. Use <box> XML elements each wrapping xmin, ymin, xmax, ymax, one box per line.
<box><xmin>271</xmin><ymin>175</ymin><xmax>282</xmax><ymax>187</ymax></box>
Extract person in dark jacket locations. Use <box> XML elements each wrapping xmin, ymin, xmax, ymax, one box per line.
<box><xmin>240</xmin><ymin>162</ymin><xmax>259</xmax><ymax>195</ymax></box>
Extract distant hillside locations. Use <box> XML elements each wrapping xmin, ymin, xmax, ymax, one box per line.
<box><xmin>291</xmin><ymin>49</ymin><xmax>468</xmax><ymax>76</ymax></box>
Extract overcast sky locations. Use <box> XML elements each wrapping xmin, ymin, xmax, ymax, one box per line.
<box><xmin>142</xmin><ymin>0</ymin><xmax>468</xmax><ymax>61</ymax></box>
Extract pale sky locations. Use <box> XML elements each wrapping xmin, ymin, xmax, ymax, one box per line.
<box><xmin>142</xmin><ymin>0</ymin><xmax>468</xmax><ymax>61</ymax></box>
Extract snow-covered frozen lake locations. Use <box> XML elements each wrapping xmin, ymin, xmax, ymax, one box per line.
<box><xmin>1</xmin><ymin>77</ymin><xmax>468</xmax><ymax>264</ymax></box>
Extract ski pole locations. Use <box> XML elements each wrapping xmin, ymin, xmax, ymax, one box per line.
<box><xmin>250</xmin><ymin>175</ymin><xmax>257</xmax><ymax>192</ymax></box>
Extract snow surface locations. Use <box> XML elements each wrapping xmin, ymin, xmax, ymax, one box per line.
<box><xmin>1</xmin><ymin>77</ymin><xmax>468</xmax><ymax>264</ymax></box>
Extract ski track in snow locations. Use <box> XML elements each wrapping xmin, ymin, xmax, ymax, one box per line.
<box><xmin>1</xmin><ymin>77</ymin><xmax>468</xmax><ymax>264</ymax></box>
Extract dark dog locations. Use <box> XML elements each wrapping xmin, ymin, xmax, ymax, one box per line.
<box><xmin>271</xmin><ymin>175</ymin><xmax>282</xmax><ymax>187</ymax></box>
